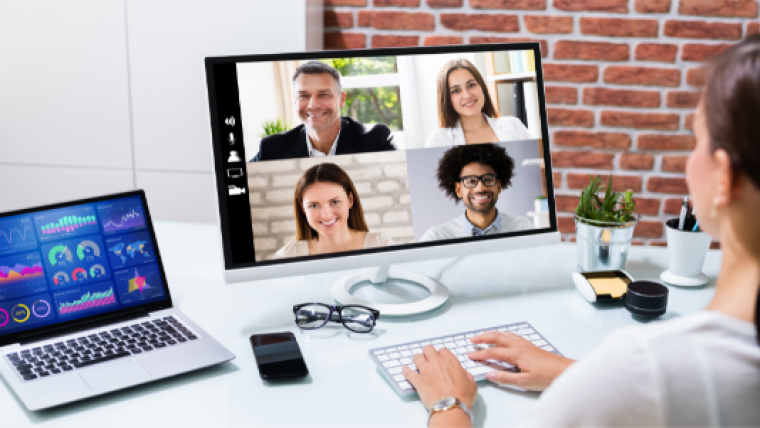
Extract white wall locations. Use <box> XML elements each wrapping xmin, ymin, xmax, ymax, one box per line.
<box><xmin>0</xmin><ymin>0</ymin><xmax>323</xmax><ymax>222</ymax></box>
<box><xmin>237</xmin><ymin>62</ymin><xmax>280</xmax><ymax>161</ymax></box>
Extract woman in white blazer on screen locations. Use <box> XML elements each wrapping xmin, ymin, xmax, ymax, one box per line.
<box><xmin>424</xmin><ymin>58</ymin><xmax>532</xmax><ymax>148</ymax></box>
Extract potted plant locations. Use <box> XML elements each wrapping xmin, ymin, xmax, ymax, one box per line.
<box><xmin>260</xmin><ymin>119</ymin><xmax>289</xmax><ymax>137</ymax></box>
<box><xmin>574</xmin><ymin>176</ymin><xmax>639</xmax><ymax>271</ymax></box>
<box><xmin>534</xmin><ymin>195</ymin><xmax>549</xmax><ymax>213</ymax></box>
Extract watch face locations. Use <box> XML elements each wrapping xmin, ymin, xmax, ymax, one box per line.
<box><xmin>433</xmin><ymin>397</ymin><xmax>457</xmax><ymax>410</ymax></box>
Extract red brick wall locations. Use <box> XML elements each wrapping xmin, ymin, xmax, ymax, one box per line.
<box><xmin>324</xmin><ymin>0</ymin><xmax>759</xmax><ymax>245</ymax></box>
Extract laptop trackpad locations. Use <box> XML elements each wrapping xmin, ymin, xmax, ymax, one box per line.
<box><xmin>79</xmin><ymin>361</ymin><xmax>151</xmax><ymax>391</ymax></box>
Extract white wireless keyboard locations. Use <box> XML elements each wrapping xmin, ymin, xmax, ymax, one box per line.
<box><xmin>368</xmin><ymin>322</ymin><xmax>562</xmax><ymax>396</ymax></box>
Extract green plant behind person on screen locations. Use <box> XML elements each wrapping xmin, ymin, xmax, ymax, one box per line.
<box><xmin>576</xmin><ymin>175</ymin><xmax>637</xmax><ymax>224</ymax></box>
<box><xmin>261</xmin><ymin>119</ymin><xmax>289</xmax><ymax>137</ymax></box>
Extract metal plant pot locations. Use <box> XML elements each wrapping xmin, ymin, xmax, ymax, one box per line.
<box><xmin>575</xmin><ymin>215</ymin><xmax>639</xmax><ymax>272</ymax></box>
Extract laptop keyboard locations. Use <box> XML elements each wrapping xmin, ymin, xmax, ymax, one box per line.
<box><xmin>4</xmin><ymin>316</ymin><xmax>197</xmax><ymax>381</ymax></box>
<box><xmin>368</xmin><ymin>322</ymin><xmax>561</xmax><ymax>396</ymax></box>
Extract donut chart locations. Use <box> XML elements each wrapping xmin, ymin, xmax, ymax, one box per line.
<box><xmin>0</xmin><ymin>308</ymin><xmax>8</xmax><ymax>328</ymax></box>
<box><xmin>32</xmin><ymin>300</ymin><xmax>51</xmax><ymax>318</ymax></box>
<box><xmin>12</xmin><ymin>303</ymin><xmax>30</xmax><ymax>323</ymax></box>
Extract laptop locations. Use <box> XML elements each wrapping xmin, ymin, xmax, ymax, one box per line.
<box><xmin>0</xmin><ymin>190</ymin><xmax>235</xmax><ymax>410</ymax></box>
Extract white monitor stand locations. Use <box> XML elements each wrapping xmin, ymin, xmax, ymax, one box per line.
<box><xmin>331</xmin><ymin>265</ymin><xmax>449</xmax><ymax>316</ymax></box>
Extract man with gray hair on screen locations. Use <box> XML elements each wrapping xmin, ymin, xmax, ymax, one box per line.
<box><xmin>419</xmin><ymin>144</ymin><xmax>534</xmax><ymax>242</ymax></box>
<box><xmin>251</xmin><ymin>61</ymin><xmax>396</xmax><ymax>161</ymax></box>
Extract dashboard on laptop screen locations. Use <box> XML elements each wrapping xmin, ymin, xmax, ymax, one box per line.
<box><xmin>0</xmin><ymin>193</ymin><xmax>171</xmax><ymax>341</ymax></box>
<box><xmin>206</xmin><ymin>43</ymin><xmax>557</xmax><ymax>270</ymax></box>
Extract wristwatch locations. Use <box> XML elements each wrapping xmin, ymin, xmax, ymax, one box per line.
<box><xmin>428</xmin><ymin>397</ymin><xmax>474</xmax><ymax>426</ymax></box>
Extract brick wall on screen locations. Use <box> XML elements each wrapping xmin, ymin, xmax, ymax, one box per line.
<box><xmin>323</xmin><ymin>0</ymin><xmax>759</xmax><ymax>246</ymax></box>
<box><xmin>247</xmin><ymin>152</ymin><xmax>414</xmax><ymax>261</ymax></box>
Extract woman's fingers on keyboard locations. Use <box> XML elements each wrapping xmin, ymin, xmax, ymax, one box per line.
<box><xmin>486</xmin><ymin>370</ymin><xmax>528</xmax><ymax>388</ymax></box>
<box><xmin>468</xmin><ymin>346</ymin><xmax>517</xmax><ymax>365</ymax></box>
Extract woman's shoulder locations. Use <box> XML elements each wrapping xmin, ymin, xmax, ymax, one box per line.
<box><xmin>490</xmin><ymin>116</ymin><xmax>532</xmax><ymax>140</ymax></box>
<box><xmin>272</xmin><ymin>240</ymin><xmax>309</xmax><ymax>259</ymax></box>
<box><xmin>424</xmin><ymin>127</ymin><xmax>457</xmax><ymax>148</ymax></box>
<box><xmin>363</xmin><ymin>231</ymin><xmax>394</xmax><ymax>248</ymax></box>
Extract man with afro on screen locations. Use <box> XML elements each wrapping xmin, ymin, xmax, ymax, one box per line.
<box><xmin>419</xmin><ymin>144</ymin><xmax>534</xmax><ymax>242</ymax></box>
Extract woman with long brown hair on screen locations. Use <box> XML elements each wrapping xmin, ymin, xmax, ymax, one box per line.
<box><xmin>424</xmin><ymin>58</ymin><xmax>532</xmax><ymax>148</ymax></box>
<box><xmin>273</xmin><ymin>163</ymin><xmax>392</xmax><ymax>259</ymax></box>
<box><xmin>406</xmin><ymin>34</ymin><xmax>760</xmax><ymax>427</ymax></box>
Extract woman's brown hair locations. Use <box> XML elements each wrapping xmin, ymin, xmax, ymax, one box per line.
<box><xmin>704</xmin><ymin>33</ymin><xmax>760</xmax><ymax>343</ymax></box>
<box><xmin>293</xmin><ymin>162</ymin><xmax>369</xmax><ymax>241</ymax></box>
<box><xmin>436</xmin><ymin>58</ymin><xmax>499</xmax><ymax>128</ymax></box>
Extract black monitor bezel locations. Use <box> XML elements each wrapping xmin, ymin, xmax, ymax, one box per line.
<box><xmin>205</xmin><ymin>42</ymin><xmax>558</xmax><ymax>271</ymax></box>
<box><xmin>0</xmin><ymin>190</ymin><xmax>174</xmax><ymax>347</ymax></box>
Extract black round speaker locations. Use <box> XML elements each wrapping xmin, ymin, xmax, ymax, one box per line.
<box><xmin>625</xmin><ymin>281</ymin><xmax>669</xmax><ymax>318</ymax></box>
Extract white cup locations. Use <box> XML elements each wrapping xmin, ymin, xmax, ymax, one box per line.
<box><xmin>664</xmin><ymin>220</ymin><xmax>712</xmax><ymax>280</ymax></box>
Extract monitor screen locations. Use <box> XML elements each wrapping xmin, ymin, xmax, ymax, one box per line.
<box><xmin>205</xmin><ymin>43</ymin><xmax>557</xmax><ymax>272</ymax></box>
<box><xmin>0</xmin><ymin>191</ymin><xmax>172</xmax><ymax>344</ymax></box>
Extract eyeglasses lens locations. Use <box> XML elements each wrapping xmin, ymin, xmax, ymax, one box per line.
<box><xmin>340</xmin><ymin>307</ymin><xmax>375</xmax><ymax>332</ymax></box>
<box><xmin>462</xmin><ymin>174</ymin><xmax>496</xmax><ymax>188</ymax></box>
<box><xmin>295</xmin><ymin>304</ymin><xmax>331</xmax><ymax>329</ymax></box>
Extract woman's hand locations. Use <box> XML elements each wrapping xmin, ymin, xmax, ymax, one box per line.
<box><xmin>469</xmin><ymin>332</ymin><xmax>574</xmax><ymax>391</ymax></box>
<box><xmin>402</xmin><ymin>345</ymin><xmax>477</xmax><ymax>411</ymax></box>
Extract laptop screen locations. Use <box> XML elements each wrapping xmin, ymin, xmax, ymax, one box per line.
<box><xmin>0</xmin><ymin>191</ymin><xmax>172</xmax><ymax>345</ymax></box>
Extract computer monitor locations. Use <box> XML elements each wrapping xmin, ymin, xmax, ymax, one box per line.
<box><xmin>205</xmin><ymin>43</ymin><xmax>560</xmax><ymax>315</ymax></box>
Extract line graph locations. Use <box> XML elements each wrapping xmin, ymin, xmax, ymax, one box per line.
<box><xmin>0</xmin><ymin>216</ymin><xmax>37</xmax><ymax>255</ymax></box>
<box><xmin>97</xmin><ymin>198</ymin><xmax>146</xmax><ymax>235</ymax></box>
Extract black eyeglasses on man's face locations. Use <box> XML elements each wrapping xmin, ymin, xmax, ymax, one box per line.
<box><xmin>459</xmin><ymin>173</ymin><xmax>498</xmax><ymax>188</ymax></box>
<box><xmin>293</xmin><ymin>303</ymin><xmax>379</xmax><ymax>333</ymax></box>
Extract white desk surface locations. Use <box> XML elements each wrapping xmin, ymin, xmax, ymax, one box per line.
<box><xmin>2</xmin><ymin>222</ymin><xmax>721</xmax><ymax>427</ymax></box>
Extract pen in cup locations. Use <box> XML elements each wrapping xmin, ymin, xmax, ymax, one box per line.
<box><xmin>678</xmin><ymin>197</ymin><xmax>689</xmax><ymax>230</ymax></box>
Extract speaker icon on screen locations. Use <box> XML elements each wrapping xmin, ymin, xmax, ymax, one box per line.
<box><xmin>225</xmin><ymin>116</ymin><xmax>236</xmax><ymax>127</ymax></box>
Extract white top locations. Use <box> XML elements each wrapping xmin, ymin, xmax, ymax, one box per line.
<box><xmin>518</xmin><ymin>311</ymin><xmax>760</xmax><ymax>427</ymax></box>
<box><xmin>418</xmin><ymin>212</ymin><xmax>534</xmax><ymax>242</ymax></box>
<box><xmin>272</xmin><ymin>231</ymin><xmax>393</xmax><ymax>259</ymax></box>
<box><xmin>424</xmin><ymin>115</ymin><xmax>532</xmax><ymax>148</ymax></box>
<box><xmin>305</xmin><ymin>126</ymin><xmax>341</xmax><ymax>157</ymax></box>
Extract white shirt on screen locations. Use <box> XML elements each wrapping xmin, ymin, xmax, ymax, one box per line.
<box><xmin>424</xmin><ymin>114</ymin><xmax>532</xmax><ymax>148</ymax></box>
<box><xmin>517</xmin><ymin>311</ymin><xmax>760</xmax><ymax>427</ymax></box>
<box><xmin>418</xmin><ymin>211</ymin><xmax>533</xmax><ymax>242</ymax></box>
<box><xmin>272</xmin><ymin>231</ymin><xmax>393</xmax><ymax>259</ymax></box>
<box><xmin>305</xmin><ymin>127</ymin><xmax>341</xmax><ymax>157</ymax></box>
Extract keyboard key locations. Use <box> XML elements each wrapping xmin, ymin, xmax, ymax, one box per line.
<box><xmin>497</xmin><ymin>327</ymin><xmax>508</xmax><ymax>332</ymax></box>
<box><xmin>464</xmin><ymin>361</ymin><xmax>477</xmax><ymax>368</ymax></box>
<box><xmin>409</xmin><ymin>343</ymin><xmax>420</xmax><ymax>348</ymax></box>
<box><xmin>456</xmin><ymin>355</ymin><xmax>466</xmax><ymax>362</ymax></box>
<box><xmin>130</xmin><ymin>349</ymin><xmax>143</xmax><ymax>355</ymax></box>
<box><xmin>373</xmin><ymin>350</ymin><xmax>385</xmax><ymax>355</ymax></box>
<box><xmin>400</xmin><ymin>350</ymin><xmax>412</xmax><ymax>357</ymax></box>
<box><xmin>397</xmin><ymin>381</ymin><xmax>413</xmax><ymax>391</ymax></box>
<box><xmin>407</xmin><ymin>364</ymin><xmax>417</xmax><ymax>372</ymax></box>
<box><xmin>61</xmin><ymin>366</ymin><xmax>73</xmax><ymax>371</ymax></box>
<box><xmin>23</xmin><ymin>374</ymin><xmax>37</xmax><ymax>381</ymax></box>
<box><xmin>420</xmin><ymin>341</ymin><xmax>431</xmax><ymax>346</ymax></box>
<box><xmin>508</xmin><ymin>326</ymin><xmax>519</xmax><ymax>331</ymax></box>
<box><xmin>377</xmin><ymin>355</ymin><xmax>389</xmax><ymax>362</ymax></box>
<box><xmin>388</xmin><ymin>367</ymin><xmax>403</xmax><ymax>375</ymax></box>
<box><xmin>383</xmin><ymin>361</ymin><xmax>400</xmax><ymax>368</ymax></box>
<box><xmin>528</xmin><ymin>334</ymin><xmax>541</xmax><ymax>341</ymax></box>
<box><xmin>518</xmin><ymin>329</ymin><xmax>535</xmax><ymax>335</ymax></box>
<box><xmin>431</xmin><ymin>339</ymin><xmax>442</xmax><ymax>344</ymax></box>
<box><xmin>541</xmin><ymin>346</ymin><xmax>555</xmax><ymax>352</ymax></box>
<box><xmin>388</xmin><ymin>353</ymin><xmax>401</xmax><ymax>359</ymax></box>
<box><xmin>385</xmin><ymin>347</ymin><xmax>397</xmax><ymax>352</ymax></box>
<box><xmin>397</xmin><ymin>345</ymin><xmax>408</xmax><ymax>350</ymax></box>
<box><xmin>533</xmin><ymin>340</ymin><xmax>547</xmax><ymax>347</ymax></box>
<box><xmin>467</xmin><ymin>366</ymin><xmax>497</xmax><ymax>376</ymax></box>
<box><xmin>455</xmin><ymin>340</ymin><xmax>468</xmax><ymax>347</ymax></box>
<box><xmin>400</xmin><ymin>358</ymin><xmax>412</xmax><ymax>365</ymax></box>
<box><xmin>19</xmin><ymin>369</ymin><xmax>33</xmax><ymax>376</ymax></box>
<box><xmin>392</xmin><ymin>374</ymin><xmax>405</xmax><ymax>382</ymax></box>
<box><xmin>39</xmin><ymin>371</ymin><xmax>50</xmax><ymax>377</ymax></box>
<box><xmin>154</xmin><ymin>343</ymin><xmax>167</xmax><ymax>348</ymax></box>
<box><xmin>50</xmin><ymin>368</ymin><xmax>61</xmax><ymax>374</ymax></box>
<box><xmin>443</xmin><ymin>337</ymin><xmax>454</xmax><ymax>342</ymax></box>
<box><xmin>412</xmin><ymin>349</ymin><xmax>423</xmax><ymax>355</ymax></box>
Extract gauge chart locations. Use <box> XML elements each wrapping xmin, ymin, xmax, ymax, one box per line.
<box><xmin>114</xmin><ymin>263</ymin><xmax>165</xmax><ymax>306</ymax></box>
<box><xmin>0</xmin><ymin>216</ymin><xmax>37</xmax><ymax>256</ymax></box>
<box><xmin>0</xmin><ymin>252</ymin><xmax>49</xmax><ymax>302</ymax></box>
<box><xmin>96</xmin><ymin>198</ymin><xmax>146</xmax><ymax>235</ymax></box>
<box><xmin>33</xmin><ymin>205</ymin><xmax>100</xmax><ymax>242</ymax></box>
<box><xmin>41</xmin><ymin>236</ymin><xmax>110</xmax><ymax>288</ymax></box>
<box><xmin>106</xmin><ymin>231</ymin><xmax>156</xmax><ymax>269</ymax></box>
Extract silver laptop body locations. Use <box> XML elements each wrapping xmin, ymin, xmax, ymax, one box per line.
<box><xmin>0</xmin><ymin>191</ymin><xmax>235</xmax><ymax>410</ymax></box>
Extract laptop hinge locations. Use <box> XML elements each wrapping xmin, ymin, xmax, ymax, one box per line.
<box><xmin>15</xmin><ymin>309</ymin><xmax>150</xmax><ymax>346</ymax></box>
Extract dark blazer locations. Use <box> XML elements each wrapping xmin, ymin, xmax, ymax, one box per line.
<box><xmin>250</xmin><ymin>116</ymin><xmax>396</xmax><ymax>162</ymax></box>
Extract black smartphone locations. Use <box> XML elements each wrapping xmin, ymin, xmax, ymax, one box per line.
<box><xmin>250</xmin><ymin>332</ymin><xmax>309</xmax><ymax>379</ymax></box>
